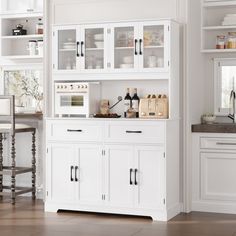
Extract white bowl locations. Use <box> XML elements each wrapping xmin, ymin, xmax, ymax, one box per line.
<box><xmin>95</xmin><ymin>41</ymin><xmax>104</xmax><ymax>48</ymax></box>
<box><xmin>94</xmin><ymin>34</ymin><xmax>104</xmax><ymax>41</ymax></box>
<box><xmin>120</xmin><ymin>64</ymin><xmax>133</xmax><ymax>69</ymax></box>
<box><xmin>203</xmin><ymin>115</ymin><xmax>216</xmax><ymax>124</ymax></box>
<box><xmin>123</xmin><ymin>56</ymin><xmax>133</xmax><ymax>64</ymax></box>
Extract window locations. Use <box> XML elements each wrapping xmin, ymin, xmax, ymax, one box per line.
<box><xmin>214</xmin><ymin>58</ymin><xmax>236</xmax><ymax>116</ymax></box>
<box><xmin>0</xmin><ymin>65</ymin><xmax>43</xmax><ymax>113</ymax></box>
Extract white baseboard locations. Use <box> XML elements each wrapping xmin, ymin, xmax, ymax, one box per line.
<box><xmin>192</xmin><ymin>201</ymin><xmax>236</xmax><ymax>214</ymax></box>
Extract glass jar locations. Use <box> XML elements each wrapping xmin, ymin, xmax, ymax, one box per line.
<box><xmin>36</xmin><ymin>18</ymin><xmax>43</xmax><ymax>35</ymax></box>
<box><xmin>216</xmin><ymin>35</ymin><xmax>226</xmax><ymax>49</ymax></box>
<box><xmin>227</xmin><ymin>32</ymin><xmax>236</xmax><ymax>49</ymax></box>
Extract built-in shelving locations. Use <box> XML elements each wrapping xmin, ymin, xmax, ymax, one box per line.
<box><xmin>1</xmin><ymin>34</ymin><xmax>43</xmax><ymax>39</ymax></box>
<box><xmin>201</xmin><ymin>0</ymin><xmax>236</xmax><ymax>53</ymax></box>
<box><xmin>2</xmin><ymin>55</ymin><xmax>43</xmax><ymax>60</ymax></box>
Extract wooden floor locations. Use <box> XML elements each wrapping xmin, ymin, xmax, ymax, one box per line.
<box><xmin>0</xmin><ymin>198</ymin><xmax>236</xmax><ymax>236</ymax></box>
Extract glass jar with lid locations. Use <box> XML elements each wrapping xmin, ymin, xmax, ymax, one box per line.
<box><xmin>216</xmin><ymin>35</ymin><xmax>226</xmax><ymax>49</ymax></box>
<box><xmin>227</xmin><ymin>32</ymin><xmax>236</xmax><ymax>49</ymax></box>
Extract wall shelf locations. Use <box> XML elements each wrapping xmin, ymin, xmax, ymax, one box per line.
<box><xmin>203</xmin><ymin>0</ymin><xmax>236</xmax><ymax>8</ymax></box>
<box><xmin>2</xmin><ymin>55</ymin><xmax>43</xmax><ymax>60</ymax></box>
<box><xmin>1</xmin><ymin>34</ymin><xmax>44</xmax><ymax>39</ymax></box>
<box><xmin>0</xmin><ymin>13</ymin><xmax>43</xmax><ymax>20</ymax></box>
<box><xmin>201</xmin><ymin>49</ymin><xmax>236</xmax><ymax>53</ymax></box>
<box><xmin>202</xmin><ymin>25</ymin><xmax>236</xmax><ymax>30</ymax></box>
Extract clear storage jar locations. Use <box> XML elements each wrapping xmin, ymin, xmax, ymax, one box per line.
<box><xmin>216</xmin><ymin>35</ymin><xmax>226</xmax><ymax>49</ymax></box>
<box><xmin>227</xmin><ymin>32</ymin><xmax>236</xmax><ymax>49</ymax></box>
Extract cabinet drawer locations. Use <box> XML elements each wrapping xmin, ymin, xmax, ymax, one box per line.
<box><xmin>47</xmin><ymin>121</ymin><xmax>103</xmax><ymax>142</ymax></box>
<box><xmin>105</xmin><ymin>121</ymin><xmax>165</xmax><ymax>144</ymax></box>
<box><xmin>200</xmin><ymin>137</ymin><xmax>236</xmax><ymax>150</ymax></box>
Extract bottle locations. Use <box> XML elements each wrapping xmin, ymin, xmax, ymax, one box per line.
<box><xmin>36</xmin><ymin>18</ymin><xmax>43</xmax><ymax>34</ymax></box>
<box><xmin>132</xmin><ymin>88</ymin><xmax>140</xmax><ymax>118</ymax></box>
<box><xmin>124</xmin><ymin>88</ymin><xmax>132</xmax><ymax>118</ymax></box>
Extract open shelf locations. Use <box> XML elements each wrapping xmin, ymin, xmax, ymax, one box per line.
<box><xmin>2</xmin><ymin>55</ymin><xmax>43</xmax><ymax>60</ymax></box>
<box><xmin>203</xmin><ymin>0</ymin><xmax>236</xmax><ymax>8</ymax></box>
<box><xmin>85</xmin><ymin>48</ymin><xmax>104</xmax><ymax>51</ymax></box>
<box><xmin>115</xmin><ymin>47</ymin><xmax>134</xmax><ymax>50</ymax></box>
<box><xmin>201</xmin><ymin>49</ymin><xmax>236</xmax><ymax>53</ymax></box>
<box><xmin>1</xmin><ymin>34</ymin><xmax>44</xmax><ymax>39</ymax></box>
<box><xmin>0</xmin><ymin>12</ymin><xmax>43</xmax><ymax>19</ymax></box>
<box><xmin>202</xmin><ymin>25</ymin><xmax>236</xmax><ymax>30</ymax></box>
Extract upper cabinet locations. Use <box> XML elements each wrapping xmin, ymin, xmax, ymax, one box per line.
<box><xmin>0</xmin><ymin>0</ymin><xmax>43</xmax><ymax>15</ymax></box>
<box><xmin>52</xmin><ymin>20</ymin><xmax>173</xmax><ymax>78</ymax></box>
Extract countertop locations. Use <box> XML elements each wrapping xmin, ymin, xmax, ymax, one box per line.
<box><xmin>192</xmin><ymin>123</ymin><xmax>236</xmax><ymax>133</ymax></box>
<box><xmin>15</xmin><ymin>112</ymin><xmax>43</xmax><ymax>120</ymax></box>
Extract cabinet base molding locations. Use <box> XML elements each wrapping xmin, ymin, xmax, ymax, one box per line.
<box><xmin>45</xmin><ymin>202</ymin><xmax>181</xmax><ymax>221</ymax></box>
<box><xmin>192</xmin><ymin>201</ymin><xmax>236</xmax><ymax>215</ymax></box>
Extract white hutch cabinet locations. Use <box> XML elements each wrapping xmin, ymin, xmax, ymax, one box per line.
<box><xmin>52</xmin><ymin>20</ymin><xmax>171</xmax><ymax>78</ymax></box>
<box><xmin>46</xmin><ymin>19</ymin><xmax>180</xmax><ymax>221</ymax></box>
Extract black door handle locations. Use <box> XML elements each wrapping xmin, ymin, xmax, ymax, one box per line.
<box><xmin>126</xmin><ymin>131</ymin><xmax>142</xmax><ymax>134</ymax></box>
<box><xmin>134</xmin><ymin>39</ymin><xmax>138</xmax><ymax>55</ymax></box>
<box><xmin>130</xmin><ymin>169</ymin><xmax>133</xmax><ymax>185</ymax></box>
<box><xmin>75</xmin><ymin>166</ymin><xmax>79</xmax><ymax>182</ymax></box>
<box><xmin>134</xmin><ymin>169</ymin><xmax>138</xmax><ymax>185</ymax></box>
<box><xmin>81</xmin><ymin>41</ymin><xmax>84</xmax><ymax>57</ymax></box>
<box><xmin>70</xmin><ymin>166</ymin><xmax>74</xmax><ymax>182</ymax></box>
<box><xmin>77</xmin><ymin>42</ymin><xmax>80</xmax><ymax>57</ymax></box>
<box><xmin>139</xmin><ymin>39</ymin><xmax>143</xmax><ymax>55</ymax></box>
<box><xmin>67</xmin><ymin>129</ymin><xmax>82</xmax><ymax>132</ymax></box>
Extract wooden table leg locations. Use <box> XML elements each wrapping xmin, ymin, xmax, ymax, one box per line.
<box><xmin>11</xmin><ymin>134</ymin><xmax>16</xmax><ymax>205</ymax></box>
<box><xmin>0</xmin><ymin>133</ymin><xmax>3</xmax><ymax>199</ymax></box>
<box><xmin>32</xmin><ymin>131</ymin><xmax>36</xmax><ymax>200</ymax></box>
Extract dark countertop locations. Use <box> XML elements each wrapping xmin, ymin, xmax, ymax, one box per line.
<box><xmin>15</xmin><ymin>113</ymin><xmax>43</xmax><ymax>120</ymax></box>
<box><xmin>192</xmin><ymin>123</ymin><xmax>236</xmax><ymax>133</ymax></box>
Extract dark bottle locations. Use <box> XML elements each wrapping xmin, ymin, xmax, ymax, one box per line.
<box><xmin>132</xmin><ymin>88</ymin><xmax>140</xmax><ymax>118</ymax></box>
<box><xmin>124</xmin><ymin>88</ymin><xmax>132</xmax><ymax>118</ymax></box>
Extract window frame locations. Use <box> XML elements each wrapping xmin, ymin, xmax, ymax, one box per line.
<box><xmin>214</xmin><ymin>58</ymin><xmax>236</xmax><ymax>116</ymax></box>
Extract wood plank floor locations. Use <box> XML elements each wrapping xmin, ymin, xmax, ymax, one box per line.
<box><xmin>0</xmin><ymin>197</ymin><xmax>236</xmax><ymax>236</ymax></box>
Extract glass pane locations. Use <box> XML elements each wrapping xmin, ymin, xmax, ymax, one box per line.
<box><xmin>114</xmin><ymin>27</ymin><xmax>134</xmax><ymax>69</ymax></box>
<box><xmin>85</xmin><ymin>28</ymin><xmax>104</xmax><ymax>70</ymax></box>
<box><xmin>58</xmin><ymin>30</ymin><xmax>76</xmax><ymax>70</ymax></box>
<box><xmin>4</xmin><ymin>69</ymin><xmax>43</xmax><ymax>112</ymax></box>
<box><xmin>60</xmin><ymin>96</ymin><xmax>83</xmax><ymax>107</ymax></box>
<box><xmin>143</xmin><ymin>25</ymin><xmax>164</xmax><ymax>69</ymax></box>
<box><xmin>221</xmin><ymin>66</ymin><xmax>236</xmax><ymax>109</ymax></box>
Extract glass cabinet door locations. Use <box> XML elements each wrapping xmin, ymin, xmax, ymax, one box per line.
<box><xmin>80</xmin><ymin>26</ymin><xmax>106</xmax><ymax>71</ymax></box>
<box><xmin>140</xmin><ymin>23</ymin><xmax>168</xmax><ymax>71</ymax></box>
<box><xmin>57</xmin><ymin>28</ymin><xmax>77</xmax><ymax>71</ymax></box>
<box><xmin>113</xmin><ymin>25</ymin><xmax>138</xmax><ymax>70</ymax></box>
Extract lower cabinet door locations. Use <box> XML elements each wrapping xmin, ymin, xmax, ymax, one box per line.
<box><xmin>76</xmin><ymin>144</ymin><xmax>103</xmax><ymax>205</ymax></box>
<box><xmin>47</xmin><ymin>144</ymin><xmax>76</xmax><ymax>204</ymax></box>
<box><xmin>104</xmin><ymin>145</ymin><xmax>135</xmax><ymax>208</ymax></box>
<box><xmin>134</xmin><ymin>146</ymin><xmax>165</xmax><ymax>209</ymax></box>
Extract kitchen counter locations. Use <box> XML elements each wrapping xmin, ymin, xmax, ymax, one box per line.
<box><xmin>192</xmin><ymin>123</ymin><xmax>236</xmax><ymax>133</ymax></box>
<box><xmin>16</xmin><ymin>113</ymin><xmax>43</xmax><ymax>120</ymax></box>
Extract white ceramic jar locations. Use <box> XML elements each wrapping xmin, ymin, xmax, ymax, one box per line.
<box><xmin>37</xmin><ymin>40</ymin><xmax>44</xmax><ymax>56</ymax></box>
<box><xmin>27</xmin><ymin>40</ymin><xmax>37</xmax><ymax>56</ymax></box>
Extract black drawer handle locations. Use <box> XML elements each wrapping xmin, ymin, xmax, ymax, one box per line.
<box><xmin>139</xmin><ymin>39</ymin><xmax>143</xmax><ymax>55</ymax></box>
<box><xmin>81</xmin><ymin>41</ymin><xmax>84</xmax><ymax>57</ymax></box>
<box><xmin>130</xmin><ymin>169</ymin><xmax>133</xmax><ymax>185</ymax></box>
<box><xmin>134</xmin><ymin>169</ymin><xmax>138</xmax><ymax>185</ymax></box>
<box><xmin>70</xmin><ymin>166</ymin><xmax>74</xmax><ymax>182</ymax></box>
<box><xmin>77</xmin><ymin>42</ymin><xmax>80</xmax><ymax>57</ymax></box>
<box><xmin>67</xmin><ymin>129</ymin><xmax>82</xmax><ymax>132</ymax></box>
<box><xmin>126</xmin><ymin>131</ymin><xmax>142</xmax><ymax>134</ymax></box>
<box><xmin>134</xmin><ymin>39</ymin><xmax>138</xmax><ymax>55</ymax></box>
<box><xmin>75</xmin><ymin>166</ymin><xmax>79</xmax><ymax>182</ymax></box>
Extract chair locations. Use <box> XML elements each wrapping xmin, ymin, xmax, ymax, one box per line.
<box><xmin>0</xmin><ymin>95</ymin><xmax>36</xmax><ymax>204</ymax></box>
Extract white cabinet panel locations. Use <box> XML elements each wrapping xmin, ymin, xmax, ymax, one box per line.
<box><xmin>200</xmin><ymin>137</ymin><xmax>236</xmax><ymax>150</ymax></box>
<box><xmin>105</xmin><ymin>121</ymin><xmax>165</xmax><ymax>144</ymax></box>
<box><xmin>47</xmin><ymin>121</ymin><xmax>103</xmax><ymax>142</ymax></box>
<box><xmin>201</xmin><ymin>152</ymin><xmax>236</xmax><ymax>201</ymax></box>
<box><xmin>47</xmin><ymin>144</ymin><xmax>76</xmax><ymax>204</ymax></box>
<box><xmin>134</xmin><ymin>146</ymin><xmax>165</xmax><ymax>209</ymax></box>
<box><xmin>76</xmin><ymin>145</ymin><xmax>103</xmax><ymax>205</ymax></box>
<box><xmin>104</xmin><ymin>145</ymin><xmax>134</xmax><ymax>208</ymax></box>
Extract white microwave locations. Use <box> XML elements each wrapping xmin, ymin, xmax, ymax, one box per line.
<box><xmin>54</xmin><ymin>82</ymin><xmax>100</xmax><ymax>118</ymax></box>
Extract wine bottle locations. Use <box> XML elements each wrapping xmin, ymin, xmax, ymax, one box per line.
<box><xmin>132</xmin><ymin>88</ymin><xmax>140</xmax><ymax>118</ymax></box>
<box><xmin>124</xmin><ymin>88</ymin><xmax>132</xmax><ymax>118</ymax></box>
